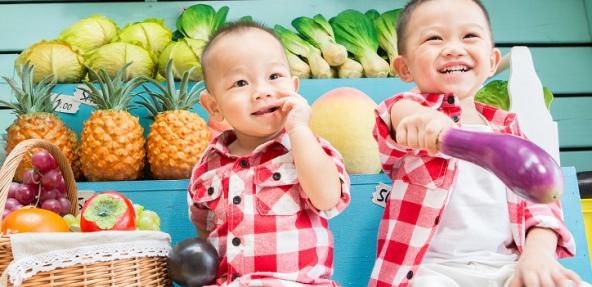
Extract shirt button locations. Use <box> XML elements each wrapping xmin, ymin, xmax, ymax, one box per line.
<box><xmin>452</xmin><ymin>115</ymin><xmax>460</xmax><ymax>122</ymax></box>
<box><xmin>406</xmin><ymin>270</ymin><xmax>414</xmax><ymax>279</ymax></box>
<box><xmin>239</xmin><ymin>159</ymin><xmax>248</xmax><ymax>168</ymax></box>
<box><xmin>232</xmin><ymin>237</ymin><xmax>241</xmax><ymax>246</ymax></box>
<box><xmin>207</xmin><ymin>187</ymin><xmax>214</xmax><ymax>195</ymax></box>
<box><xmin>272</xmin><ymin>172</ymin><xmax>281</xmax><ymax>181</ymax></box>
<box><xmin>447</xmin><ymin>96</ymin><xmax>455</xmax><ymax>104</ymax></box>
<box><xmin>434</xmin><ymin>216</ymin><xmax>440</xmax><ymax>225</ymax></box>
<box><xmin>233</xmin><ymin>196</ymin><xmax>241</xmax><ymax>204</ymax></box>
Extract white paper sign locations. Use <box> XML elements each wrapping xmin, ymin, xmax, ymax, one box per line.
<box><xmin>76</xmin><ymin>190</ymin><xmax>96</xmax><ymax>210</ymax></box>
<box><xmin>73</xmin><ymin>85</ymin><xmax>96</xmax><ymax>106</ymax></box>
<box><xmin>51</xmin><ymin>93</ymin><xmax>81</xmax><ymax>114</ymax></box>
<box><xmin>371</xmin><ymin>183</ymin><xmax>392</xmax><ymax>208</ymax></box>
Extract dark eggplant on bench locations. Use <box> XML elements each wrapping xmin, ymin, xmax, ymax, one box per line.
<box><xmin>439</xmin><ymin>128</ymin><xmax>563</xmax><ymax>203</ymax></box>
<box><xmin>168</xmin><ymin>237</ymin><xmax>219</xmax><ymax>286</ymax></box>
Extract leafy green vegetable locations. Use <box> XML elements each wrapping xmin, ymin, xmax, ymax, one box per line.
<box><xmin>330</xmin><ymin>10</ymin><xmax>389</xmax><ymax>77</ymax></box>
<box><xmin>86</xmin><ymin>42</ymin><xmax>156</xmax><ymax>80</ymax></box>
<box><xmin>274</xmin><ymin>25</ymin><xmax>331</xmax><ymax>79</ymax></box>
<box><xmin>117</xmin><ymin>18</ymin><xmax>172</xmax><ymax>57</ymax></box>
<box><xmin>16</xmin><ymin>40</ymin><xmax>86</xmax><ymax>83</ymax></box>
<box><xmin>285</xmin><ymin>49</ymin><xmax>311</xmax><ymax>79</ymax></box>
<box><xmin>373</xmin><ymin>9</ymin><xmax>401</xmax><ymax>76</ymax></box>
<box><xmin>365</xmin><ymin>9</ymin><xmax>380</xmax><ymax>22</ymax></box>
<box><xmin>158</xmin><ymin>38</ymin><xmax>206</xmax><ymax>81</ymax></box>
<box><xmin>475</xmin><ymin>80</ymin><xmax>553</xmax><ymax>111</ymax></box>
<box><xmin>59</xmin><ymin>15</ymin><xmax>118</xmax><ymax>55</ymax></box>
<box><xmin>176</xmin><ymin>4</ymin><xmax>229</xmax><ymax>41</ymax></box>
<box><xmin>292</xmin><ymin>14</ymin><xmax>347</xmax><ymax>66</ymax></box>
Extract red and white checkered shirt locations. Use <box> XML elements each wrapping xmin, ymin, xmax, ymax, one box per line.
<box><xmin>369</xmin><ymin>92</ymin><xmax>576</xmax><ymax>287</ymax></box>
<box><xmin>188</xmin><ymin>130</ymin><xmax>350</xmax><ymax>287</ymax></box>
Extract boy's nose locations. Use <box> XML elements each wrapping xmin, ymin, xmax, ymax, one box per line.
<box><xmin>442</xmin><ymin>42</ymin><xmax>466</xmax><ymax>57</ymax></box>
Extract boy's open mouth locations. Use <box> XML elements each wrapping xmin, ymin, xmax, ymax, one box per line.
<box><xmin>252</xmin><ymin>105</ymin><xmax>280</xmax><ymax>116</ymax></box>
<box><xmin>439</xmin><ymin>65</ymin><xmax>471</xmax><ymax>74</ymax></box>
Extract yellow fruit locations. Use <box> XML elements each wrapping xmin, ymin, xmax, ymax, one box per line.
<box><xmin>147</xmin><ymin>110</ymin><xmax>210</xmax><ymax>179</ymax></box>
<box><xmin>80</xmin><ymin>110</ymin><xmax>145</xmax><ymax>181</ymax></box>
<box><xmin>310</xmin><ymin>87</ymin><xmax>381</xmax><ymax>174</ymax></box>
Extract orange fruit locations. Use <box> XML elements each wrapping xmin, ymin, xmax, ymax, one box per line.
<box><xmin>1</xmin><ymin>207</ymin><xmax>69</xmax><ymax>234</ymax></box>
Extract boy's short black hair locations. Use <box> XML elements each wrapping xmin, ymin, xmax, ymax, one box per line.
<box><xmin>396</xmin><ymin>0</ymin><xmax>494</xmax><ymax>55</ymax></box>
<box><xmin>201</xmin><ymin>21</ymin><xmax>284</xmax><ymax>85</ymax></box>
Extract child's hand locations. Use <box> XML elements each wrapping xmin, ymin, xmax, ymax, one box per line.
<box><xmin>276</xmin><ymin>90</ymin><xmax>311</xmax><ymax>133</ymax></box>
<box><xmin>395</xmin><ymin>108</ymin><xmax>455</xmax><ymax>154</ymax></box>
<box><xmin>510</xmin><ymin>248</ymin><xmax>581</xmax><ymax>287</ymax></box>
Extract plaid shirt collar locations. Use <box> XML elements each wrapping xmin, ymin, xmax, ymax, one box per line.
<box><xmin>204</xmin><ymin>129</ymin><xmax>291</xmax><ymax>159</ymax></box>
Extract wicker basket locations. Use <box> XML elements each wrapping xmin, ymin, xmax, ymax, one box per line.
<box><xmin>0</xmin><ymin>139</ymin><xmax>170</xmax><ymax>286</ymax></box>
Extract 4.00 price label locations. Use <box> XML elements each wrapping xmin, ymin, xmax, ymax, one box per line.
<box><xmin>51</xmin><ymin>93</ymin><xmax>81</xmax><ymax>114</ymax></box>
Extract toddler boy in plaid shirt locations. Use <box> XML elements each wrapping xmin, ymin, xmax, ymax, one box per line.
<box><xmin>369</xmin><ymin>0</ymin><xmax>586</xmax><ymax>286</ymax></box>
<box><xmin>187</xmin><ymin>21</ymin><xmax>350</xmax><ymax>286</ymax></box>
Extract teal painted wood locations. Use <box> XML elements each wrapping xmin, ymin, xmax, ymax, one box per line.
<box><xmin>562</xmin><ymin>151</ymin><xmax>592</xmax><ymax>172</ymax></box>
<box><xmin>551</xmin><ymin>97</ymin><xmax>592</xmax><ymax>121</ymax></box>
<box><xmin>75</xmin><ymin>167</ymin><xmax>592</xmax><ymax>285</ymax></box>
<box><xmin>586</xmin><ymin>0</ymin><xmax>592</xmax><ymax>37</ymax></box>
<box><xmin>0</xmin><ymin>0</ymin><xmax>591</xmax><ymax>52</ymax></box>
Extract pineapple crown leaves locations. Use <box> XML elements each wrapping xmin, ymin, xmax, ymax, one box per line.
<box><xmin>81</xmin><ymin>62</ymin><xmax>146</xmax><ymax>111</ymax></box>
<box><xmin>0</xmin><ymin>62</ymin><xmax>59</xmax><ymax>115</ymax></box>
<box><xmin>138</xmin><ymin>59</ymin><xmax>204</xmax><ymax>119</ymax></box>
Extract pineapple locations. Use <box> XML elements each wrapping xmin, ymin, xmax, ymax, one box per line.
<box><xmin>1</xmin><ymin>62</ymin><xmax>80</xmax><ymax>181</ymax></box>
<box><xmin>139</xmin><ymin>60</ymin><xmax>211</xmax><ymax>179</ymax></box>
<box><xmin>79</xmin><ymin>64</ymin><xmax>146</xmax><ymax>181</ymax></box>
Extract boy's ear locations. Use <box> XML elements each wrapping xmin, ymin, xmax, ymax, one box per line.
<box><xmin>291</xmin><ymin>76</ymin><xmax>300</xmax><ymax>92</ymax></box>
<box><xmin>199</xmin><ymin>90</ymin><xmax>224</xmax><ymax>122</ymax></box>
<box><xmin>489</xmin><ymin>48</ymin><xmax>502</xmax><ymax>76</ymax></box>
<box><xmin>393</xmin><ymin>56</ymin><xmax>413</xmax><ymax>82</ymax></box>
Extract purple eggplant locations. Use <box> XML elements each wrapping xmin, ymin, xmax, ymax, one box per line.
<box><xmin>439</xmin><ymin>128</ymin><xmax>563</xmax><ymax>203</ymax></box>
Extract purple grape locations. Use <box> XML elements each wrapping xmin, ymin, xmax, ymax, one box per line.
<box><xmin>41</xmin><ymin>169</ymin><xmax>61</xmax><ymax>190</ymax></box>
<box><xmin>57</xmin><ymin>197</ymin><xmax>72</xmax><ymax>215</ymax></box>
<box><xmin>22</xmin><ymin>168</ymin><xmax>41</xmax><ymax>185</ymax></box>
<box><xmin>41</xmin><ymin>199</ymin><xmax>62</xmax><ymax>214</ymax></box>
<box><xmin>6</xmin><ymin>198</ymin><xmax>23</xmax><ymax>211</ymax></box>
<box><xmin>2</xmin><ymin>210</ymin><xmax>10</xmax><ymax>220</ymax></box>
<box><xmin>40</xmin><ymin>188</ymin><xmax>59</xmax><ymax>201</ymax></box>
<box><xmin>31</xmin><ymin>150</ymin><xmax>58</xmax><ymax>172</ymax></box>
<box><xmin>56</xmin><ymin>176</ymin><xmax>66</xmax><ymax>194</ymax></box>
<box><xmin>15</xmin><ymin>184</ymin><xmax>36</xmax><ymax>205</ymax></box>
<box><xmin>8</xmin><ymin>182</ymin><xmax>19</xmax><ymax>198</ymax></box>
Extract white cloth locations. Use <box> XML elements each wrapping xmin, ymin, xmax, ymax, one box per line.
<box><xmin>3</xmin><ymin>231</ymin><xmax>171</xmax><ymax>287</ymax></box>
<box><xmin>411</xmin><ymin>262</ymin><xmax>587</xmax><ymax>287</ymax></box>
<box><xmin>424</xmin><ymin>124</ymin><xmax>518</xmax><ymax>266</ymax></box>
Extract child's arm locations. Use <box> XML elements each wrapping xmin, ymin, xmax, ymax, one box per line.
<box><xmin>510</xmin><ymin>227</ymin><xmax>581</xmax><ymax>287</ymax></box>
<box><xmin>390</xmin><ymin>99</ymin><xmax>455</xmax><ymax>154</ymax></box>
<box><xmin>278</xmin><ymin>91</ymin><xmax>342</xmax><ymax>211</ymax></box>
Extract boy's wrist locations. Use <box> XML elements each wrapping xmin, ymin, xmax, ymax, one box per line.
<box><xmin>287</xmin><ymin>124</ymin><xmax>312</xmax><ymax>136</ymax></box>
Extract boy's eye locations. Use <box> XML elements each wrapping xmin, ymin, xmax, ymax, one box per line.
<box><xmin>464</xmin><ymin>33</ymin><xmax>479</xmax><ymax>39</ymax></box>
<box><xmin>269</xmin><ymin>73</ymin><xmax>282</xmax><ymax>80</ymax></box>
<box><xmin>233</xmin><ymin>79</ymin><xmax>248</xmax><ymax>87</ymax></box>
<box><xmin>425</xmin><ymin>35</ymin><xmax>442</xmax><ymax>42</ymax></box>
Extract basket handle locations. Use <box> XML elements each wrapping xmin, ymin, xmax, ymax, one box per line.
<box><xmin>0</xmin><ymin>139</ymin><xmax>79</xmax><ymax>228</ymax></box>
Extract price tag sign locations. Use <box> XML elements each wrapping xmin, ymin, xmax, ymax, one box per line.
<box><xmin>51</xmin><ymin>93</ymin><xmax>81</xmax><ymax>114</ymax></box>
<box><xmin>73</xmin><ymin>85</ymin><xmax>96</xmax><ymax>106</ymax></box>
<box><xmin>371</xmin><ymin>183</ymin><xmax>392</xmax><ymax>208</ymax></box>
<box><xmin>77</xmin><ymin>190</ymin><xmax>96</xmax><ymax>210</ymax></box>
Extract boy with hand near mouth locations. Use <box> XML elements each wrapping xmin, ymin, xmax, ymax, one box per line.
<box><xmin>188</xmin><ymin>21</ymin><xmax>350</xmax><ymax>287</ymax></box>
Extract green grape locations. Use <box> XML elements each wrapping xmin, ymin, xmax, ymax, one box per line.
<box><xmin>142</xmin><ymin>210</ymin><xmax>161</xmax><ymax>226</ymax></box>
<box><xmin>133</xmin><ymin>203</ymin><xmax>144</xmax><ymax>219</ymax></box>
<box><xmin>137</xmin><ymin>213</ymin><xmax>160</xmax><ymax>231</ymax></box>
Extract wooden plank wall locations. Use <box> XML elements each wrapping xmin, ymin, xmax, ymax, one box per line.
<box><xmin>0</xmin><ymin>0</ymin><xmax>591</xmax><ymax>173</ymax></box>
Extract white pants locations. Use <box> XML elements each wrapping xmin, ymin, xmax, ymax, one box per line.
<box><xmin>411</xmin><ymin>262</ymin><xmax>589</xmax><ymax>287</ymax></box>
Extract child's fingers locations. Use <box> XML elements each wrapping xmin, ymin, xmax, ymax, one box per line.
<box><xmin>560</xmin><ymin>269</ymin><xmax>581</xmax><ymax>287</ymax></box>
<box><xmin>509</xmin><ymin>272</ymin><xmax>522</xmax><ymax>287</ymax></box>
<box><xmin>522</xmin><ymin>272</ymin><xmax>540</xmax><ymax>287</ymax></box>
<box><xmin>424</xmin><ymin>121</ymin><xmax>441</xmax><ymax>154</ymax></box>
<box><xmin>395</xmin><ymin>125</ymin><xmax>408</xmax><ymax>146</ymax></box>
<box><xmin>538</xmin><ymin>271</ymin><xmax>555</xmax><ymax>287</ymax></box>
<box><xmin>406</xmin><ymin>126</ymin><xmax>419</xmax><ymax>149</ymax></box>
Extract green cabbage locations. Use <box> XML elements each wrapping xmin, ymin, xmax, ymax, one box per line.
<box><xmin>158</xmin><ymin>38</ymin><xmax>207</xmax><ymax>81</ymax></box>
<box><xmin>330</xmin><ymin>10</ymin><xmax>390</xmax><ymax>78</ymax></box>
<box><xmin>337</xmin><ymin>58</ymin><xmax>364</xmax><ymax>78</ymax></box>
<box><xmin>59</xmin><ymin>15</ymin><xmax>118</xmax><ymax>55</ymax></box>
<box><xmin>292</xmin><ymin>14</ymin><xmax>348</xmax><ymax>66</ymax></box>
<box><xmin>176</xmin><ymin>4</ymin><xmax>229</xmax><ymax>41</ymax></box>
<box><xmin>16</xmin><ymin>40</ymin><xmax>86</xmax><ymax>83</ymax></box>
<box><xmin>86</xmin><ymin>42</ymin><xmax>155</xmax><ymax>80</ymax></box>
<box><xmin>117</xmin><ymin>18</ymin><xmax>172</xmax><ymax>57</ymax></box>
<box><xmin>475</xmin><ymin>80</ymin><xmax>553</xmax><ymax>111</ymax></box>
<box><xmin>274</xmin><ymin>25</ymin><xmax>331</xmax><ymax>79</ymax></box>
<box><xmin>365</xmin><ymin>9</ymin><xmax>380</xmax><ymax>22</ymax></box>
